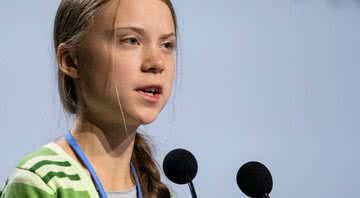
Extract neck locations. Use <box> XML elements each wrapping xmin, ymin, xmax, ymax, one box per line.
<box><xmin>70</xmin><ymin>115</ymin><xmax>139</xmax><ymax>191</ymax></box>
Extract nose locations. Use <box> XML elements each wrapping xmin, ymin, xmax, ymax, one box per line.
<box><xmin>141</xmin><ymin>47</ymin><xmax>165</xmax><ymax>74</ymax></box>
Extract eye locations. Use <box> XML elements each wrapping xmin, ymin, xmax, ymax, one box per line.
<box><xmin>122</xmin><ymin>37</ymin><xmax>140</xmax><ymax>46</ymax></box>
<box><xmin>162</xmin><ymin>41</ymin><xmax>176</xmax><ymax>50</ymax></box>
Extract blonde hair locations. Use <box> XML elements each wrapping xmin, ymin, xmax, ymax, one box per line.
<box><xmin>54</xmin><ymin>0</ymin><xmax>178</xmax><ymax>196</ymax></box>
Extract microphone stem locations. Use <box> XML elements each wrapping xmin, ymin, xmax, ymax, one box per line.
<box><xmin>188</xmin><ymin>180</ymin><xmax>197</xmax><ymax>198</ymax></box>
<box><xmin>264</xmin><ymin>193</ymin><xmax>270</xmax><ymax>198</ymax></box>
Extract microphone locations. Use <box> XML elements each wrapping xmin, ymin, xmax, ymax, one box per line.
<box><xmin>236</xmin><ymin>161</ymin><xmax>273</xmax><ymax>198</ymax></box>
<box><xmin>163</xmin><ymin>149</ymin><xmax>198</xmax><ymax>198</ymax></box>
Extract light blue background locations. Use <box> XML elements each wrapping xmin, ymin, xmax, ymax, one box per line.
<box><xmin>0</xmin><ymin>0</ymin><xmax>359</xmax><ymax>197</ymax></box>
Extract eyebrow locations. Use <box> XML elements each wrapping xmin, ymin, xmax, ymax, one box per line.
<box><xmin>115</xmin><ymin>26</ymin><xmax>176</xmax><ymax>40</ymax></box>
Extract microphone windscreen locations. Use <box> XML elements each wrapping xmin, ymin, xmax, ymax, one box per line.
<box><xmin>163</xmin><ymin>148</ymin><xmax>198</xmax><ymax>184</ymax></box>
<box><xmin>236</xmin><ymin>161</ymin><xmax>273</xmax><ymax>198</ymax></box>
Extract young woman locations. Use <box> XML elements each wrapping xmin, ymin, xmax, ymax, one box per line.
<box><xmin>0</xmin><ymin>0</ymin><xmax>178</xmax><ymax>197</ymax></box>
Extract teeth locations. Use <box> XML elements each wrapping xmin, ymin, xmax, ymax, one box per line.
<box><xmin>143</xmin><ymin>92</ymin><xmax>154</xmax><ymax>96</ymax></box>
<box><xmin>147</xmin><ymin>88</ymin><xmax>156</xmax><ymax>92</ymax></box>
<box><xmin>145</xmin><ymin>88</ymin><xmax>158</xmax><ymax>93</ymax></box>
<box><xmin>138</xmin><ymin>88</ymin><xmax>156</xmax><ymax>95</ymax></box>
<box><xmin>137</xmin><ymin>87</ymin><xmax>160</xmax><ymax>95</ymax></box>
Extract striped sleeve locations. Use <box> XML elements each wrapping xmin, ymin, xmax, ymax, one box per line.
<box><xmin>1</xmin><ymin>145</ymin><xmax>94</xmax><ymax>198</ymax></box>
<box><xmin>0</xmin><ymin>168</ymin><xmax>56</xmax><ymax>198</ymax></box>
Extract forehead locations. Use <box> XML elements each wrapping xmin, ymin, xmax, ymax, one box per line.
<box><xmin>95</xmin><ymin>0</ymin><xmax>175</xmax><ymax>33</ymax></box>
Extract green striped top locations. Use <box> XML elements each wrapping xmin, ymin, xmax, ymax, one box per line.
<box><xmin>0</xmin><ymin>142</ymin><xmax>164</xmax><ymax>198</ymax></box>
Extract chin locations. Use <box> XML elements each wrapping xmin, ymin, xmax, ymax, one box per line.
<box><xmin>138</xmin><ymin>116</ymin><xmax>157</xmax><ymax>125</ymax></box>
<box><xmin>135</xmin><ymin>110</ymin><xmax>159</xmax><ymax>125</ymax></box>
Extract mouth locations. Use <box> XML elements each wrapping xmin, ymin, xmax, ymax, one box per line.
<box><xmin>135</xmin><ymin>85</ymin><xmax>163</xmax><ymax>103</ymax></box>
<box><xmin>135</xmin><ymin>85</ymin><xmax>162</xmax><ymax>95</ymax></box>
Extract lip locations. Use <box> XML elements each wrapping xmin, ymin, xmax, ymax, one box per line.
<box><xmin>135</xmin><ymin>84</ymin><xmax>163</xmax><ymax>103</ymax></box>
<box><xmin>135</xmin><ymin>84</ymin><xmax>163</xmax><ymax>94</ymax></box>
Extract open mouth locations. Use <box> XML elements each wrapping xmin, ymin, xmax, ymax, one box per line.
<box><xmin>136</xmin><ymin>87</ymin><xmax>161</xmax><ymax>96</ymax></box>
<box><xmin>136</xmin><ymin>85</ymin><xmax>162</xmax><ymax>96</ymax></box>
<box><xmin>135</xmin><ymin>85</ymin><xmax>163</xmax><ymax>102</ymax></box>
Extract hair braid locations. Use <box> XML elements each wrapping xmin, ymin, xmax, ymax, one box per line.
<box><xmin>132</xmin><ymin>133</ymin><xmax>171</xmax><ymax>197</ymax></box>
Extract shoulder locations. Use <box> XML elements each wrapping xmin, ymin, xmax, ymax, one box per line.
<box><xmin>1</xmin><ymin>143</ymin><xmax>97</xmax><ymax>198</ymax></box>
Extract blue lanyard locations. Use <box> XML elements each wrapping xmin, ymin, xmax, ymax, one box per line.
<box><xmin>65</xmin><ymin>131</ymin><xmax>143</xmax><ymax>198</ymax></box>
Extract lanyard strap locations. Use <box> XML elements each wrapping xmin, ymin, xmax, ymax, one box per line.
<box><xmin>65</xmin><ymin>131</ymin><xmax>143</xmax><ymax>198</ymax></box>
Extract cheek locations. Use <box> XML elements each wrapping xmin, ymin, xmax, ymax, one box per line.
<box><xmin>108</xmin><ymin>56</ymin><xmax>139</xmax><ymax>88</ymax></box>
<box><xmin>80</xmin><ymin>61</ymin><xmax>109</xmax><ymax>96</ymax></box>
<box><xmin>168</xmin><ymin>59</ymin><xmax>176</xmax><ymax>84</ymax></box>
<box><xmin>164</xmin><ymin>61</ymin><xmax>176</xmax><ymax>99</ymax></box>
<box><xmin>83</xmin><ymin>47</ymin><xmax>138</xmax><ymax>87</ymax></box>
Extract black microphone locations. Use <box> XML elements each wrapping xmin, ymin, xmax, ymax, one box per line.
<box><xmin>163</xmin><ymin>149</ymin><xmax>198</xmax><ymax>198</ymax></box>
<box><xmin>236</xmin><ymin>161</ymin><xmax>273</xmax><ymax>198</ymax></box>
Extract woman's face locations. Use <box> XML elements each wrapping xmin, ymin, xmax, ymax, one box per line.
<box><xmin>76</xmin><ymin>0</ymin><xmax>176</xmax><ymax>126</ymax></box>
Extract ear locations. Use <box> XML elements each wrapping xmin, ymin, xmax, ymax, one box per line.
<box><xmin>57</xmin><ymin>43</ymin><xmax>80</xmax><ymax>79</ymax></box>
